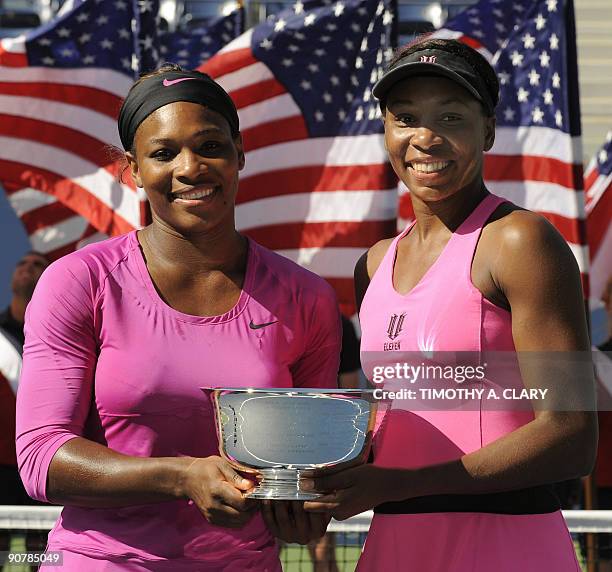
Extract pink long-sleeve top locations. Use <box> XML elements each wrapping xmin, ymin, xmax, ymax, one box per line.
<box><xmin>16</xmin><ymin>231</ymin><xmax>341</xmax><ymax>570</ymax></box>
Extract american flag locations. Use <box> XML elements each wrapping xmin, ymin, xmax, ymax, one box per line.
<box><xmin>399</xmin><ymin>0</ymin><xmax>589</xmax><ymax>291</ymax></box>
<box><xmin>0</xmin><ymin>0</ymin><xmax>241</xmax><ymax>260</ymax></box>
<box><xmin>584</xmin><ymin>131</ymin><xmax>611</xmax><ymax>301</ymax></box>
<box><xmin>159</xmin><ymin>7</ymin><xmax>243</xmax><ymax>70</ymax></box>
<box><xmin>200</xmin><ymin>0</ymin><xmax>398</xmax><ymax>315</ymax></box>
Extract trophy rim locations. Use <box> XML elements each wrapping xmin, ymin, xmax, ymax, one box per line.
<box><xmin>201</xmin><ymin>387</ymin><xmax>375</xmax><ymax>395</ymax></box>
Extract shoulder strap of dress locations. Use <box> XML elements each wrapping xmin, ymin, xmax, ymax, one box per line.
<box><xmin>461</xmin><ymin>193</ymin><xmax>507</xmax><ymax>232</ymax></box>
<box><xmin>444</xmin><ymin>193</ymin><xmax>508</xmax><ymax>277</ymax></box>
<box><xmin>372</xmin><ymin>220</ymin><xmax>416</xmax><ymax>282</ymax></box>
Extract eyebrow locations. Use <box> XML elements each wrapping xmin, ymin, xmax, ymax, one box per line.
<box><xmin>148</xmin><ymin>128</ymin><xmax>226</xmax><ymax>145</ymax></box>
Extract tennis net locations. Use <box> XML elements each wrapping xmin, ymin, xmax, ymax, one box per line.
<box><xmin>0</xmin><ymin>507</ymin><xmax>610</xmax><ymax>571</ymax></box>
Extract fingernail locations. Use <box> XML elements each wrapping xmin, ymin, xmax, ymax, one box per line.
<box><xmin>302</xmin><ymin>479</ymin><xmax>314</xmax><ymax>491</ymax></box>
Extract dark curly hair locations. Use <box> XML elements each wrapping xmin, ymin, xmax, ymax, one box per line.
<box><xmin>385</xmin><ymin>37</ymin><xmax>500</xmax><ymax>116</ymax></box>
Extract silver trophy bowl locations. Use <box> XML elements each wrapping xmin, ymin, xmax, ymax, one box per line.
<box><xmin>202</xmin><ymin>387</ymin><xmax>377</xmax><ymax>500</ymax></box>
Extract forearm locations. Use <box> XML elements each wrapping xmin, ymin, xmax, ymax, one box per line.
<box><xmin>47</xmin><ymin>437</ymin><xmax>192</xmax><ymax>507</ymax></box>
<box><xmin>388</xmin><ymin>412</ymin><xmax>597</xmax><ymax>501</ymax></box>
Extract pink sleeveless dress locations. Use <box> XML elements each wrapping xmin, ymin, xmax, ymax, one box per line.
<box><xmin>358</xmin><ymin>194</ymin><xmax>580</xmax><ymax>571</ymax></box>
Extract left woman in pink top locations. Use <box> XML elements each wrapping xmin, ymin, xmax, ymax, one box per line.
<box><xmin>15</xmin><ymin>64</ymin><xmax>341</xmax><ymax>571</ymax></box>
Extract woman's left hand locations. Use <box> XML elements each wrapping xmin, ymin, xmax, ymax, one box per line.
<box><xmin>302</xmin><ymin>464</ymin><xmax>399</xmax><ymax>521</ymax></box>
<box><xmin>261</xmin><ymin>500</ymin><xmax>331</xmax><ymax>544</ymax></box>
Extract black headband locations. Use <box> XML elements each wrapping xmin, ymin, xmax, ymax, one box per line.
<box><xmin>118</xmin><ymin>70</ymin><xmax>240</xmax><ymax>151</ymax></box>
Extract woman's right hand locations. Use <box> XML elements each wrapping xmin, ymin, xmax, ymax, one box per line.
<box><xmin>181</xmin><ymin>456</ymin><xmax>260</xmax><ymax>528</ymax></box>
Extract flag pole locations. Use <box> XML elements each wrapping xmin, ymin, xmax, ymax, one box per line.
<box><xmin>565</xmin><ymin>0</ymin><xmax>598</xmax><ymax>567</ymax></box>
<box><xmin>237</xmin><ymin>0</ymin><xmax>249</xmax><ymax>33</ymax></box>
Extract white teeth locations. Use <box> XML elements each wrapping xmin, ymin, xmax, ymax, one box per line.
<box><xmin>411</xmin><ymin>161</ymin><xmax>449</xmax><ymax>173</ymax></box>
<box><xmin>175</xmin><ymin>187</ymin><xmax>216</xmax><ymax>200</ymax></box>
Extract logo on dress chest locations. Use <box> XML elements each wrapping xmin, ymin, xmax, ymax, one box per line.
<box><xmin>384</xmin><ymin>313</ymin><xmax>405</xmax><ymax>351</ymax></box>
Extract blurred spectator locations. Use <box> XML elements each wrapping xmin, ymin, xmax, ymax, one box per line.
<box><xmin>0</xmin><ymin>252</ymin><xmax>48</xmax><ymax>556</ymax></box>
<box><xmin>0</xmin><ymin>252</ymin><xmax>48</xmax><ymax>348</ymax></box>
<box><xmin>0</xmin><ymin>251</ymin><xmax>49</xmax><ymax>501</ymax></box>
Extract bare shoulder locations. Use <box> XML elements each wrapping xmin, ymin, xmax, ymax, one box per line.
<box><xmin>483</xmin><ymin>204</ymin><xmax>575</xmax><ymax>267</ymax></box>
<box><xmin>480</xmin><ymin>203</ymin><xmax>584</xmax><ymax>310</ymax></box>
<box><xmin>364</xmin><ymin>237</ymin><xmax>396</xmax><ymax>279</ymax></box>
<box><xmin>481</xmin><ymin>203</ymin><xmax>588</xmax><ymax>350</ymax></box>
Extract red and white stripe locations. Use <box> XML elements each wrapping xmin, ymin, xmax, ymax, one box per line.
<box><xmin>431</xmin><ymin>28</ymin><xmax>493</xmax><ymax>60</ymax></box>
<box><xmin>202</xmin><ymin>31</ymin><xmax>397</xmax><ymax>314</ymax></box>
<box><xmin>0</xmin><ymin>34</ymin><xmax>146</xmax><ymax>260</ymax></box>
<box><xmin>485</xmin><ymin>127</ymin><xmax>588</xmax><ymax>277</ymax></box>
<box><xmin>1</xmin><ymin>28</ymin><xmax>395</xmax><ymax>306</ymax></box>
<box><xmin>7</xmin><ymin>186</ymin><xmax>107</xmax><ymax>259</ymax></box>
<box><xmin>584</xmin><ymin>136</ymin><xmax>612</xmax><ymax>301</ymax></box>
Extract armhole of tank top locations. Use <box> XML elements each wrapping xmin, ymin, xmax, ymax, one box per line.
<box><xmin>467</xmin><ymin>197</ymin><xmax>511</xmax><ymax>314</ymax></box>
<box><xmin>359</xmin><ymin>229</ymin><xmax>409</xmax><ymax>316</ymax></box>
<box><xmin>385</xmin><ymin>220</ymin><xmax>416</xmax><ymax>278</ymax></box>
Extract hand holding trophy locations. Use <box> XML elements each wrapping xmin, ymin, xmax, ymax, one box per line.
<box><xmin>202</xmin><ymin>388</ymin><xmax>377</xmax><ymax>500</ymax></box>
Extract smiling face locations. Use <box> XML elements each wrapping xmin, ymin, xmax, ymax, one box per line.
<box><xmin>383</xmin><ymin>75</ymin><xmax>495</xmax><ymax>203</ymax></box>
<box><xmin>126</xmin><ymin>101</ymin><xmax>245</xmax><ymax>236</ymax></box>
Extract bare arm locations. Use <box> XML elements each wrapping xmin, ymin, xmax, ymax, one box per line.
<box><xmin>306</xmin><ymin>212</ymin><xmax>597</xmax><ymax>518</ymax></box>
<box><xmin>47</xmin><ymin>438</ymin><xmax>258</xmax><ymax>527</ymax></box>
<box><xmin>47</xmin><ymin>438</ymin><xmax>187</xmax><ymax>506</ymax></box>
<box><xmin>403</xmin><ymin>212</ymin><xmax>596</xmax><ymax>494</ymax></box>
